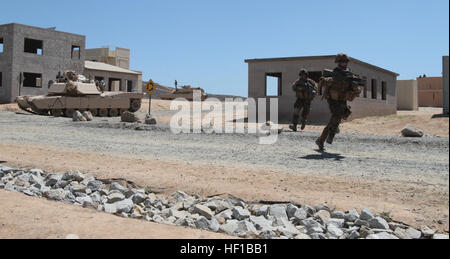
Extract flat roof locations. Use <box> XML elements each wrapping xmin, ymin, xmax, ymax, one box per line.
<box><xmin>245</xmin><ymin>55</ymin><xmax>399</xmax><ymax>77</ymax></box>
<box><xmin>85</xmin><ymin>61</ymin><xmax>141</xmax><ymax>75</ymax></box>
<box><xmin>0</xmin><ymin>23</ymin><xmax>85</xmax><ymax>38</ymax></box>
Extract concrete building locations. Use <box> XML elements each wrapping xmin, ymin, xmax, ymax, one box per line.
<box><xmin>417</xmin><ymin>76</ymin><xmax>443</xmax><ymax>107</ymax></box>
<box><xmin>85</xmin><ymin>47</ymin><xmax>130</xmax><ymax>69</ymax></box>
<box><xmin>443</xmin><ymin>56</ymin><xmax>449</xmax><ymax>114</ymax></box>
<box><xmin>397</xmin><ymin>80</ymin><xmax>418</xmax><ymax>110</ymax></box>
<box><xmin>0</xmin><ymin>23</ymin><xmax>142</xmax><ymax>104</ymax></box>
<box><xmin>0</xmin><ymin>23</ymin><xmax>85</xmax><ymax>103</ymax></box>
<box><xmin>245</xmin><ymin>55</ymin><xmax>399</xmax><ymax>123</ymax></box>
<box><xmin>84</xmin><ymin>61</ymin><xmax>142</xmax><ymax>93</ymax></box>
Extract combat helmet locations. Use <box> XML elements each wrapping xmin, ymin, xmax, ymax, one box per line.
<box><xmin>335</xmin><ymin>53</ymin><xmax>350</xmax><ymax>63</ymax></box>
<box><xmin>299</xmin><ymin>68</ymin><xmax>309</xmax><ymax>76</ymax></box>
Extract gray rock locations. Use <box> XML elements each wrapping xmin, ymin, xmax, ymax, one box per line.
<box><xmin>310</xmin><ymin>233</ymin><xmax>327</xmax><ymax>239</ymax></box>
<box><xmin>360</xmin><ymin>226</ymin><xmax>374</xmax><ymax>238</ymax></box>
<box><xmin>76</xmin><ymin>196</ymin><xmax>93</xmax><ymax>206</ymax></box>
<box><xmin>43</xmin><ymin>189</ymin><xmax>65</xmax><ymax>201</ymax></box>
<box><xmin>401</xmin><ymin>125</ymin><xmax>424</xmax><ymax>138</ymax></box>
<box><xmin>28</xmin><ymin>169</ymin><xmax>43</xmax><ymax>176</ymax></box>
<box><xmin>45</xmin><ymin>174</ymin><xmax>62</xmax><ymax>187</ymax></box>
<box><xmin>55</xmin><ymin>180</ymin><xmax>69</xmax><ymax>189</ymax></box>
<box><xmin>109</xmin><ymin>182</ymin><xmax>128</xmax><ymax>193</ymax></box>
<box><xmin>315</xmin><ymin>210</ymin><xmax>331</xmax><ymax>223</ymax></box>
<box><xmin>87</xmin><ymin>180</ymin><xmax>103</xmax><ymax>191</ymax></box>
<box><xmin>73</xmin><ymin>110</ymin><xmax>87</xmax><ymax>122</ymax></box>
<box><xmin>307</xmin><ymin>226</ymin><xmax>325</xmax><ymax>235</ymax></box>
<box><xmin>232</xmin><ymin>207</ymin><xmax>251</xmax><ymax>220</ymax></box>
<box><xmin>292</xmin><ymin>208</ymin><xmax>308</xmax><ymax>222</ymax></box>
<box><xmin>360</xmin><ymin>208</ymin><xmax>374</xmax><ymax>221</ymax></box>
<box><xmin>70</xmin><ymin>183</ymin><xmax>86</xmax><ymax>193</ymax></box>
<box><xmin>327</xmin><ymin>223</ymin><xmax>344</xmax><ymax>238</ymax></box>
<box><xmin>153</xmin><ymin>215</ymin><xmax>164</xmax><ymax>223</ymax></box>
<box><xmin>145</xmin><ymin>114</ymin><xmax>157</xmax><ymax>125</ymax></box>
<box><xmin>369</xmin><ymin>217</ymin><xmax>390</xmax><ymax>230</ymax></box>
<box><xmin>121</xmin><ymin>111</ymin><xmax>140</xmax><ymax>123</ymax></box>
<box><xmin>349</xmin><ymin>230</ymin><xmax>360</xmax><ymax>239</ymax></box>
<box><xmin>123</xmin><ymin>189</ymin><xmax>144</xmax><ymax>198</ymax></box>
<box><xmin>132</xmin><ymin>193</ymin><xmax>147</xmax><ymax>204</ymax></box>
<box><xmin>90</xmin><ymin>192</ymin><xmax>102</xmax><ymax>204</ymax></box>
<box><xmin>286</xmin><ymin>204</ymin><xmax>299</xmax><ymax>219</ymax></box>
<box><xmin>62</xmin><ymin>171</ymin><xmax>85</xmax><ymax>182</ymax></box>
<box><xmin>315</xmin><ymin>204</ymin><xmax>331</xmax><ymax>212</ymax></box>
<box><xmin>220</xmin><ymin>220</ymin><xmax>240</xmax><ymax>235</ymax></box>
<box><xmin>256</xmin><ymin>205</ymin><xmax>269</xmax><ymax>217</ymax></box>
<box><xmin>276</xmin><ymin>220</ymin><xmax>301</xmax><ymax>238</ymax></box>
<box><xmin>115</xmin><ymin>199</ymin><xmax>134</xmax><ymax>213</ymax></box>
<box><xmin>260</xmin><ymin>230</ymin><xmax>277</xmax><ymax>239</ymax></box>
<box><xmin>294</xmin><ymin>233</ymin><xmax>312</xmax><ymax>239</ymax></box>
<box><xmin>345</xmin><ymin>209</ymin><xmax>360</xmax><ymax>222</ymax></box>
<box><xmin>355</xmin><ymin>219</ymin><xmax>371</xmax><ymax>227</ymax></box>
<box><xmin>4</xmin><ymin>182</ymin><xmax>17</xmax><ymax>192</ymax></box>
<box><xmin>366</xmin><ymin>232</ymin><xmax>399</xmax><ymax>239</ymax></box>
<box><xmin>331</xmin><ymin>211</ymin><xmax>346</xmax><ymax>219</ymax></box>
<box><xmin>82</xmin><ymin>111</ymin><xmax>94</xmax><ymax>121</ymax></box>
<box><xmin>23</xmin><ymin>189</ymin><xmax>36</xmax><ymax>196</ymax></box>
<box><xmin>250</xmin><ymin>216</ymin><xmax>275</xmax><ymax>232</ymax></box>
<box><xmin>192</xmin><ymin>204</ymin><xmax>215</xmax><ymax>220</ymax></box>
<box><xmin>216</xmin><ymin>209</ymin><xmax>233</xmax><ymax>220</ymax></box>
<box><xmin>268</xmin><ymin>204</ymin><xmax>288</xmax><ymax>220</ymax></box>
<box><xmin>406</xmin><ymin>227</ymin><xmax>422</xmax><ymax>239</ymax></box>
<box><xmin>420</xmin><ymin>226</ymin><xmax>436</xmax><ymax>237</ymax></box>
<box><xmin>432</xmin><ymin>234</ymin><xmax>449</xmax><ymax>239</ymax></box>
<box><xmin>328</xmin><ymin>218</ymin><xmax>345</xmax><ymax>228</ymax></box>
<box><xmin>394</xmin><ymin>228</ymin><xmax>412</xmax><ymax>239</ymax></box>
<box><xmin>236</xmin><ymin>220</ymin><xmax>259</xmax><ymax>237</ymax></box>
<box><xmin>301</xmin><ymin>218</ymin><xmax>321</xmax><ymax>228</ymax></box>
<box><xmin>195</xmin><ymin>216</ymin><xmax>220</xmax><ymax>232</ymax></box>
<box><xmin>169</xmin><ymin>191</ymin><xmax>191</xmax><ymax>203</ymax></box>
<box><xmin>303</xmin><ymin>205</ymin><xmax>316</xmax><ymax>217</ymax></box>
<box><xmin>205</xmin><ymin>199</ymin><xmax>232</xmax><ymax>213</ymax></box>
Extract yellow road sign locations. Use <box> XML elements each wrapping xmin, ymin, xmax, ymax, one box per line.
<box><xmin>145</xmin><ymin>80</ymin><xmax>157</xmax><ymax>95</ymax></box>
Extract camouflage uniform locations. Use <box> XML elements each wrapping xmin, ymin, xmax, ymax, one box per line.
<box><xmin>316</xmin><ymin>54</ymin><xmax>360</xmax><ymax>151</ymax></box>
<box><xmin>290</xmin><ymin>69</ymin><xmax>317</xmax><ymax>131</ymax></box>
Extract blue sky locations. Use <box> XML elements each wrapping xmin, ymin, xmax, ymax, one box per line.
<box><xmin>1</xmin><ymin>0</ymin><xmax>448</xmax><ymax>97</ymax></box>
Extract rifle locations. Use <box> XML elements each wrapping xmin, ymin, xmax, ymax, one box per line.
<box><xmin>322</xmin><ymin>69</ymin><xmax>366</xmax><ymax>87</ymax></box>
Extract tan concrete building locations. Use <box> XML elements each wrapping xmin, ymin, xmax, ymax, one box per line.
<box><xmin>417</xmin><ymin>76</ymin><xmax>443</xmax><ymax>107</ymax></box>
<box><xmin>397</xmin><ymin>80</ymin><xmax>418</xmax><ymax>110</ymax></box>
<box><xmin>245</xmin><ymin>55</ymin><xmax>399</xmax><ymax>124</ymax></box>
<box><xmin>443</xmin><ymin>56</ymin><xmax>449</xmax><ymax>114</ymax></box>
<box><xmin>85</xmin><ymin>47</ymin><xmax>130</xmax><ymax>69</ymax></box>
<box><xmin>84</xmin><ymin>61</ymin><xmax>142</xmax><ymax>92</ymax></box>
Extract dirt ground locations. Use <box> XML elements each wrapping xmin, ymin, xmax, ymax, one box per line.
<box><xmin>0</xmin><ymin>101</ymin><xmax>448</xmax><ymax>238</ymax></box>
<box><xmin>0</xmin><ymin>189</ymin><xmax>233</xmax><ymax>239</ymax></box>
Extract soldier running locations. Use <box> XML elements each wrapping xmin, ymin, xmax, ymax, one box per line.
<box><xmin>289</xmin><ymin>69</ymin><xmax>318</xmax><ymax>132</ymax></box>
<box><xmin>315</xmin><ymin>53</ymin><xmax>362</xmax><ymax>151</ymax></box>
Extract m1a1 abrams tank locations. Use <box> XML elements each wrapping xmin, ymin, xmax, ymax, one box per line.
<box><xmin>160</xmin><ymin>85</ymin><xmax>207</xmax><ymax>101</ymax></box>
<box><xmin>16</xmin><ymin>71</ymin><xmax>144</xmax><ymax>117</ymax></box>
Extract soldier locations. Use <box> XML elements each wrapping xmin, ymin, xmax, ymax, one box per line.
<box><xmin>289</xmin><ymin>69</ymin><xmax>318</xmax><ymax>131</ymax></box>
<box><xmin>315</xmin><ymin>53</ymin><xmax>361</xmax><ymax>151</ymax></box>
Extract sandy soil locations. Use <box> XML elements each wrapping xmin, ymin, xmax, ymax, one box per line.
<box><xmin>0</xmin><ymin>189</ymin><xmax>233</xmax><ymax>239</ymax></box>
<box><xmin>1</xmin><ymin>143</ymin><xmax>448</xmax><ymax>234</ymax></box>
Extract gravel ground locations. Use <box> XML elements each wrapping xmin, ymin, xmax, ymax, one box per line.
<box><xmin>0</xmin><ymin>110</ymin><xmax>448</xmax><ymax>187</ymax></box>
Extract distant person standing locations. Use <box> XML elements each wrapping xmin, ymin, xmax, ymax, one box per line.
<box><xmin>289</xmin><ymin>69</ymin><xmax>317</xmax><ymax>131</ymax></box>
<box><xmin>175</xmin><ymin>80</ymin><xmax>178</xmax><ymax>90</ymax></box>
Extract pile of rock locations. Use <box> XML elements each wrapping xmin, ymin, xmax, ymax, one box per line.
<box><xmin>73</xmin><ymin>111</ymin><xmax>94</xmax><ymax>122</ymax></box>
<box><xmin>0</xmin><ymin>165</ymin><xmax>448</xmax><ymax>240</ymax></box>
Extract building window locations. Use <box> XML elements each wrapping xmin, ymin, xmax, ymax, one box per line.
<box><xmin>24</xmin><ymin>38</ymin><xmax>43</xmax><ymax>55</ymax></box>
<box><xmin>371</xmin><ymin>79</ymin><xmax>377</xmax><ymax>99</ymax></box>
<box><xmin>0</xmin><ymin>72</ymin><xmax>2</xmax><ymax>87</ymax></box>
<box><xmin>362</xmin><ymin>76</ymin><xmax>368</xmax><ymax>98</ymax></box>
<box><xmin>126</xmin><ymin>80</ymin><xmax>133</xmax><ymax>92</ymax></box>
<box><xmin>71</xmin><ymin>45</ymin><xmax>80</xmax><ymax>59</ymax></box>
<box><xmin>266</xmin><ymin>73</ymin><xmax>282</xmax><ymax>97</ymax></box>
<box><xmin>0</xmin><ymin>38</ymin><xmax>3</xmax><ymax>53</ymax></box>
<box><xmin>23</xmin><ymin>73</ymin><xmax>42</xmax><ymax>88</ymax></box>
<box><xmin>381</xmin><ymin>81</ymin><xmax>387</xmax><ymax>100</ymax></box>
<box><xmin>108</xmin><ymin>78</ymin><xmax>121</xmax><ymax>91</ymax></box>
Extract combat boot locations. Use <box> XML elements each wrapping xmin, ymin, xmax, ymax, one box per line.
<box><xmin>289</xmin><ymin>124</ymin><xmax>298</xmax><ymax>132</ymax></box>
<box><xmin>326</xmin><ymin>133</ymin><xmax>335</xmax><ymax>144</ymax></box>
<box><xmin>315</xmin><ymin>139</ymin><xmax>325</xmax><ymax>151</ymax></box>
<box><xmin>300</xmin><ymin>121</ymin><xmax>306</xmax><ymax>131</ymax></box>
